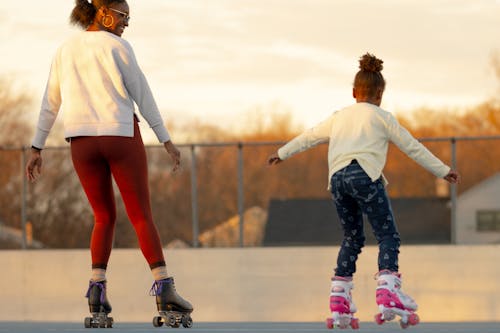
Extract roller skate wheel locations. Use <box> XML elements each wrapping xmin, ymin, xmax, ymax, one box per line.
<box><xmin>408</xmin><ymin>313</ymin><xmax>420</xmax><ymax>326</ymax></box>
<box><xmin>84</xmin><ymin>317</ymin><xmax>92</xmax><ymax>328</ymax></box>
<box><xmin>400</xmin><ymin>319</ymin><xmax>410</xmax><ymax>329</ymax></box>
<box><xmin>325</xmin><ymin>317</ymin><xmax>334</xmax><ymax>329</ymax></box>
<box><xmin>382</xmin><ymin>309</ymin><xmax>396</xmax><ymax>321</ymax></box>
<box><xmin>153</xmin><ymin>316</ymin><xmax>163</xmax><ymax>327</ymax></box>
<box><xmin>181</xmin><ymin>315</ymin><xmax>193</xmax><ymax>328</ymax></box>
<box><xmin>350</xmin><ymin>318</ymin><xmax>360</xmax><ymax>329</ymax></box>
<box><xmin>337</xmin><ymin>316</ymin><xmax>351</xmax><ymax>329</ymax></box>
<box><xmin>106</xmin><ymin>317</ymin><xmax>113</xmax><ymax>328</ymax></box>
<box><xmin>375</xmin><ymin>313</ymin><xmax>385</xmax><ymax>325</ymax></box>
<box><xmin>166</xmin><ymin>314</ymin><xmax>179</xmax><ymax>327</ymax></box>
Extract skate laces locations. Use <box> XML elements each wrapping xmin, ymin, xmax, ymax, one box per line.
<box><xmin>85</xmin><ymin>281</ymin><xmax>107</xmax><ymax>304</ymax></box>
<box><xmin>149</xmin><ymin>278</ymin><xmax>174</xmax><ymax>296</ymax></box>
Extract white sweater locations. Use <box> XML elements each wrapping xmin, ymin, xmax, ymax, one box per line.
<box><xmin>278</xmin><ymin>102</ymin><xmax>450</xmax><ymax>190</ymax></box>
<box><xmin>32</xmin><ymin>31</ymin><xmax>170</xmax><ymax>148</ymax></box>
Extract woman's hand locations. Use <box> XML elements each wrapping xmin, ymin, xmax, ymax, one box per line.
<box><xmin>26</xmin><ymin>149</ymin><xmax>43</xmax><ymax>182</ymax></box>
<box><xmin>164</xmin><ymin>140</ymin><xmax>181</xmax><ymax>172</ymax></box>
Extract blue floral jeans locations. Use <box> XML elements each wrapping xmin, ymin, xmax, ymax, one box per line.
<box><xmin>330</xmin><ymin>160</ymin><xmax>400</xmax><ymax>277</ymax></box>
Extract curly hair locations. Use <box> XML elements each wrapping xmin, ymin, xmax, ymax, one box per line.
<box><xmin>353</xmin><ymin>53</ymin><xmax>386</xmax><ymax>99</ymax></box>
<box><xmin>70</xmin><ymin>0</ymin><xmax>126</xmax><ymax>28</ymax></box>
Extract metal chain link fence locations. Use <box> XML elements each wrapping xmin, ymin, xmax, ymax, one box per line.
<box><xmin>1</xmin><ymin>136</ymin><xmax>499</xmax><ymax>249</ymax></box>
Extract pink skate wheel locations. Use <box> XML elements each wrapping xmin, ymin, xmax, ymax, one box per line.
<box><xmin>408</xmin><ymin>313</ymin><xmax>420</xmax><ymax>326</ymax></box>
<box><xmin>374</xmin><ymin>313</ymin><xmax>385</xmax><ymax>325</ymax></box>
<box><xmin>325</xmin><ymin>318</ymin><xmax>334</xmax><ymax>329</ymax></box>
<box><xmin>350</xmin><ymin>318</ymin><xmax>360</xmax><ymax>329</ymax></box>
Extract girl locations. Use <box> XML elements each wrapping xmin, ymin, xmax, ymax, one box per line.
<box><xmin>268</xmin><ymin>53</ymin><xmax>459</xmax><ymax>329</ymax></box>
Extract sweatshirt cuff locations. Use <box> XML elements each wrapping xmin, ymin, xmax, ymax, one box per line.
<box><xmin>437</xmin><ymin>165</ymin><xmax>451</xmax><ymax>178</ymax></box>
<box><xmin>151</xmin><ymin>124</ymin><xmax>171</xmax><ymax>143</ymax></box>
<box><xmin>31</xmin><ymin>128</ymin><xmax>50</xmax><ymax>149</ymax></box>
<box><xmin>277</xmin><ymin>147</ymin><xmax>289</xmax><ymax>160</ymax></box>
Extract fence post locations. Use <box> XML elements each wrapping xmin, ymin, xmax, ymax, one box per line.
<box><xmin>190</xmin><ymin>145</ymin><xmax>199</xmax><ymax>248</ymax></box>
<box><xmin>450</xmin><ymin>138</ymin><xmax>457</xmax><ymax>244</ymax></box>
<box><xmin>237</xmin><ymin>142</ymin><xmax>244</xmax><ymax>247</ymax></box>
<box><xmin>20</xmin><ymin>147</ymin><xmax>27</xmax><ymax>250</ymax></box>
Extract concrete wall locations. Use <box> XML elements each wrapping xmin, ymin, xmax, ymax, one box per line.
<box><xmin>1</xmin><ymin>245</ymin><xmax>499</xmax><ymax>322</ymax></box>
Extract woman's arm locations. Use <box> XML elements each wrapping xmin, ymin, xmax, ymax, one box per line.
<box><xmin>115</xmin><ymin>41</ymin><xmax>170</xmax><ymax>143</ymax></box>
<box><xmin>32</xmin><ymin>55</ymin><xmax>62</xmax><ymax>149</ymax></box>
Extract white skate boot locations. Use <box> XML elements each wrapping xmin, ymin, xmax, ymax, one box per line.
<box><xmin>374</xmin><ymin>270</ymin><xmax>419</xmax><ymax>329</ymax></box>
<box><xmin>326</xmin><ymin>277</ymin><xmax>359</xmax><ymax>329</ymax></box>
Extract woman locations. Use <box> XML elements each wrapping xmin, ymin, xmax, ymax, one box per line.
<box><xmin>268</xmin><ymin>53</ymin><xmax>460</xmax><ymax>329</ymax></box>
<box><xmin>25</xmin><ymin>0</ymin><xmax>193</xmax><ymax>327</ymax></box>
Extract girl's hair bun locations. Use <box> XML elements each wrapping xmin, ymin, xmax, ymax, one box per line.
<box><xmin>359</xmin><ymin>53</ymin><xmax>383</xmax><ymax>73</ymax></box>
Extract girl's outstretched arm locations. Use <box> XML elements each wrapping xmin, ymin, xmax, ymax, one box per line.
<box><xmin>268</xmin><ymin>111</ymin><xmax>335</xmax><ymax>167</ymax></box>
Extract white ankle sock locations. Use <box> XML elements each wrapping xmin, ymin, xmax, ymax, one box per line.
<box><xmin>152</xmin><ymin>266</ymin><xmax>169</xmax><ymax>281</ymax></box>
<box><xmin>91</xmin><ymin>268</ymin><xmax>106</xmax><ymax>282</ymax></box>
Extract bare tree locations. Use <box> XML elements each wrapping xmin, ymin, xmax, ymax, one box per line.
<box><xmin>0</xmin><ymin>78</ymin><xmax>34</xmax><ymax>248</ymax></box>
<box><xmin>0</xmin><ymin>77</ymin><xmax>33</xmax><ymax>146</ymax></box>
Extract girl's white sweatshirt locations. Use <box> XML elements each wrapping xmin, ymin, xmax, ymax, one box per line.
<box><xmin>277</xmin><ymin>102</ymin><xmax>450</xmax><ymax>189</ymax></box>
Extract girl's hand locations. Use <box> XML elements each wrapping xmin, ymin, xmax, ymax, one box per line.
<box><xmin>26</xmin><ymin>149</ymin><xmax>43</xmax><ymax>182</ymax></box>
<box><xmin>164</xmin><ymin>140</ymin><xmax>181</xmax><ymax>172</ymax></box>
<box><xmin>443</xmin><ymin>170</ymin><xmax>460</xmax><ymax>184</ymax></box>
<box><xmin>267</xmin><ymin>152</ymin><xmax>283</xmax><ymax>166</ymax></box>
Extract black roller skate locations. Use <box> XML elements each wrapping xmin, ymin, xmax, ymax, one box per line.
<box><xmin>84</xmin><ymin>280</ymin><xmax>114</xmax><ymax>328</ymax></box>
<box><xmin>150</xmin><ymin>277</ymin><xmax>193</xmax><ymax>328</ymax></box>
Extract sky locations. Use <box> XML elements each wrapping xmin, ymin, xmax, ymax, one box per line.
<box><xmin>0</xmin><ymin>0</ymin><xmax>499</xmax><ymax>141</ymax></box>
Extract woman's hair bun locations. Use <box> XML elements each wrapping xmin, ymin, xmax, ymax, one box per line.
<box><xmin>359</xmin><ymin>53</ymin><xmax>383</xmax><ymax>73</ymax></box>
<box><xmin>70</xmin><ymin>0</ymin><xmax>96</xmax><ymax>28</ymax></box>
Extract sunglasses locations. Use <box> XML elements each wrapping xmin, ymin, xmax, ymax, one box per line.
<box><xmin>109</xmin><ymin>8</ymin><xmax>130</xmax><ymax>22</ymax></box>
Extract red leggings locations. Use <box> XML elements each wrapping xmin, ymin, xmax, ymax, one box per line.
<box><xmin>70</xmin><ymin>120</ymin><xmax>165</xmax><ymax>270</ymax></box>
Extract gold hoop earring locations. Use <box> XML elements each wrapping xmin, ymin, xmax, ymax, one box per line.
<box><xmin>102</xmin><ymin>14</ymin><xmax>114</xmax><ymax>28</ymax></box>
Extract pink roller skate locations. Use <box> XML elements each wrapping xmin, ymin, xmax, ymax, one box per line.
<box><xmin>325</xmin><ymin>277</ymin><xmax>359</xmax><ymax>330</ymax></box>
<box><xmin>374</xmin><ymin>270</ymin><xmax>419</xmax><ymax>329</ymax></box>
